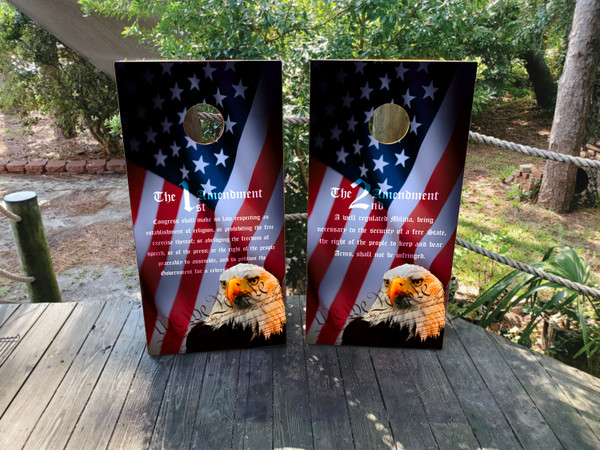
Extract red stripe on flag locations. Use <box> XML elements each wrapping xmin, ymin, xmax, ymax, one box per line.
<box><xmin>305</xmin><ymin>173</ymin><xmax>358</xmax><ymax>333</ymax></box>
<box><xmin>159</xmin><ymin>206</ymin><xmax>216</xmax><ymax>354</ymax></box>
<box><xmin>428</xmin><ymin>228</ymin><xmax>457</xmax><ymax>288</ymax></box>
<box><xmin>138</xmin><ymin>179</ymin><xmax>182</xmax><ymax>347</ymax></box>
<box><xmin>226</xmin><ymin>108</ymin><xmax>283</xmax><ymax>271</ymax></box>
<box><xmin>126</xmin><ymin>161</ymin><xmax>147</xmax><ymax>226</ymax></box>
<box><xmin>264</xmin><ymin>226</ymin><xmax>286</xmax><ymax>282</ymax></box>
<box><xmin>394</xmin><ymin>110</ymin><xmax>470</xmax><ymax>266</ymax></box>
<box><xmin>315</xmin><ymin>207</ymin><xmax>388</xmax><ymax>344</ymax></box>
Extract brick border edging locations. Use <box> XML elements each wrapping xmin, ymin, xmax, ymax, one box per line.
<box><xmin>0</xmin><ymin>158</ymin><xmax>126</xmax><ymax>175</ymax></box>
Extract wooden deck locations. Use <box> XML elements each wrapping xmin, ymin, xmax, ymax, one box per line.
<box><xmin>0</xmin><ymin>297</ymin><xmax>598</xmax><ymax>449</ymax></box>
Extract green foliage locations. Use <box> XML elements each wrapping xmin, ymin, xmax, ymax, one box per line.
<box><xmin>0</xmin><ymin>2</ymin><xmax>121</xmax><ymax>155</ymax></box>
<box><xmin>457</xmin><ymin>247</ymin><xmax>600</xmax><ymax>370</ymax></box>
<box><xmin>77</xmin><ymin>0</ymin><xmax>574</xmax><ymax>291</ymax></box>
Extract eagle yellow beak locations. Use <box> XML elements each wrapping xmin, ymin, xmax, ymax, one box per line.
<box><xmin>388</xmin><ymin>277</ymin><xmax>406</xmax><ymax>306</ymax></box>
<box><xmin>225</xmin><ymin>277</ymin><xmax>248</xmax><ymax>306</ymax></box>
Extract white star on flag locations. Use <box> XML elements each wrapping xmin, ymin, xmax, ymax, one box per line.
<box><xmin>170</xmin><ymin>82</ymin><xmax>183</xmax><ymax>101</ymax></box>
<box><xmin>154</xmin><ymin>149</ymin><xmax>167</xmax><ymax>167</ymax></box>
<box><xmin>368</xmin><ymin>135</ymin><xmax>380</xmax><ymax>149</ymax></box>
<box><xmin>347</xmin><ymin>116</ymin><xmax>358</xmax><ymax>131</ymax></box>
<box><xmin>402</xmin><ymin>88</ymin><xmax>415</xmax><ymax>108</ymax></box>
<box><xmin>342</xmin><ymin>92</ymin><xmax>353</xmax><ymax>108</ymax></box>
<box><xmin>355</xmin><ymin>61</ymin><xmax>367</xmax><ymax>74</ymax></box>
<box><xmin>152</xmin><ymin>93</ymin><xmax>164</xmax><ymax>109</ymax></box>
<box><xmin>214</xmin><ymin>149</ymin><xmax>229</xmax><ymax>167</ymax></box>
<box><xmin>178</xmin><ymin>107</ymin><xmax>188</xmax><ymax>124</ymax></box>
<box><xmin>379</xmin><ymin>74</ymin><xmax>391</xmax><ymax>90</ymax></box>
<box><xmin>201</xmin><ymin>179</ymin><xmax>216</xmax><ymax>195</ymax></box>
<box><xmin>203</xmin><ymin>63</ymin><xmax>216</xmax><ymax>80</ymax></box>
<box><xmin>395</xmin><ymin>150</ymin><xmax>410</xmax><ymax>167</ymax></box>
<box><xmin>161</xmin><ymin>117</ymin><xmax>172</xmax><ymax>133</ymax></box>
<box><xmin>336</xmin><ymin>147</ymin><xmax>349</xmax><ymax>163</ymax></box>
<box><xmin>409</xmin><ymin>116</ymin><xmax>421</xmax><ymax>135</ymax></box>
<box><xmin>418</xmin><ymin>62</ymin><xmax>429</xmax><ymax>73</ymax></box>
<box><xmin>364</xmin><ymin>107</ymin><xmax>375</xmax><ymax>123</ymax></box>
<box><xmin>396</xmin><ymin>63</ymin><xmax>409</xmax><ymax>80</ymax></box>
<box><xmin>188</xmin><ymin>73</ymin><xmax>201</xmax><ymax>90</ymax></box>
<box><xmin>180</xmin><ymin>165</ymin><xmax>190</xmax><ymax>180</ymax></box>
<box><xmin>359</xmin><ymin>163</ymin><xmax>368</xmax><ymax>177</ymax></box>
<box><xmin>185</xmin><ymin>136</ymin><xmax>197</xmax><ymax>150</ymax></box>
<box><xmin>233</xmin><ymin>81</ymin><xmax>248</xmax><ymax>98</ymax></box>
<box><xmin>353</xmin><ymin>139</ymin><xmax>362</xmax><ymax>155</ymax></box>
<box><xmin>145</xmin><ymin>127</ymin><xmax>157</xmax><ymax>143</ymax></box>
<box><xmin>423</xmin><ymin>81</ymin><xmax>438</xmax><ymax>100</ymax></box>
<box><xmin>360</xmin><ymin>82</ymin><xmax>373</xmax><ymax>100</ymax></box>
<box><xmin>193</xmin><ymin>155</ymin><xmax>209</xmax><ymax>174</ymax></box>
<box><xmin>129</xmin><ymin>137</ymin><xmax>140</xmax><ymax>152</ymax></box>
<box><xmin>331</xmin><ymin>125</ymin><xmax>342</xmax><ymax>141</ymax></box>
<box><xmin>224</xmin><ymin>115</ymin><xmax>236</xmax><ymax>133</ymax></box>
<box><xmin>378</xmin><ymin>178</ymin><xmax>392</xmax><ymax>193</ymax></box>
<box><xmin>373</xmin><ymin>154</ymin><xmax>388</xmax><ymax>173</ymax></box>
<box><xmin>170</xmin><ymin>141</ymin><xmax>180</xmax><ymax>157</ymax></box>
<box><xmin>214</xmin><ymin>88</ymin><xmax>226</xmax><ymax>107</ymax></box>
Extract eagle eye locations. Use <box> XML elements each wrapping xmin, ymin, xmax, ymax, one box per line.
<box><xmin>384</xmin><ymin>279</ymin><xmax>390</xmax><ymax>288</ymax></box>
<box><xmin>412</xmin><ymin>278</ymin><xmax>423</xmax><ymax>287</ymax></box>
<box><xmin>220</xmin><ymin>280</ymin><xmax>227</xmax><ymax>290</ymax></box>
<box><xmin>248</xmin><ymin>276</ymin><xmax>259</xmax><ymax>285</ymax></box>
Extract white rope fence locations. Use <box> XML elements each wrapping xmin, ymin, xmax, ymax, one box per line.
<box><xmin>198</xmin><ymin>111</ymin><xmax>600</xmax><ymax>169</ymax></box>
<box><xmin>284</xmin><ymin>213</ymin><xmax>599</xmax><ymax>299</ymax></box>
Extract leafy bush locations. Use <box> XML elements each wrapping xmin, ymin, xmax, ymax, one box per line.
<box><xmin>457</xmin><ymin>247</ymin><xmax>600</xmax><ymax>371</ymax></box>
<box><xmin>0</xmin><ymin>2</ymin><xmax>121</xmax><ymax>156</ymax></box>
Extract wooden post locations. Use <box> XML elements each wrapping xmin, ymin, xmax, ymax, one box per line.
<box><xmin>4</xmin><ymin>191</ymin><xmax>61</xmax><ymax>303</ymax></box>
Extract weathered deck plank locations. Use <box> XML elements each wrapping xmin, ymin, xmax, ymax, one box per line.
<box><xmin>437</xmin><ymin>321</ymin><xmax>522</xmax><ymax>449</ymax></box>
<box><xmin>452</xmin><ymin>317</ymin><xmax>563</xmax><ymax>449</ymax></box>
<box><xmin>0</xmin><ymin>302</ymin><xmax>104</xmax><ymax>449</ymax></box>
<box><xmin>490</xmin><ymin>331</ymin><xmax>599</xmax><ymax>449</ymax></box>
<box><xmin>65</xmin><ymin>302</ymin><xmax>144</xmax><ymax>450</ymax></box>
<box><xmin>337</xmin><ymin>345</ymin><xmax>396</xmax><ymax>448</ymax></box>
<box><xmin>23</xmin><ymin>301</ymin><xmax>134</xmax><ymax>450</ymax></box>
<box><xmin>272</xmin><ymin>295</ymin><xmax>313</xmax><ymax>449</ymax></box>
<box><xmin>0</xmin><ymin>303</ymin><xmax>72</xmax><ymax>416</ymax></box>
<box><xmin>370</xmin><ymin>347</ymin><xmax>438</xmax><ymax>449</ymax></box>
<box><xmin>402</xmin><ymin>346</ymin><xmax>481</xmax><ymax>449</ymax></box>
<box><xmin>0</xmin><ymin>298</ymin><xmax>598</xmax><ymax>450</ymax></box>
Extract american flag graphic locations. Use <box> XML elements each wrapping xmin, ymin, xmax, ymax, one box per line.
<box><xmin>306</xmin><ymin>60</ymin><xmax>477</xmax><ymax>345</ymax></box>
<box><xmin>115</xmin><ymin>61</ymin><xmax>284</xmax><ymax>355</ymax></box>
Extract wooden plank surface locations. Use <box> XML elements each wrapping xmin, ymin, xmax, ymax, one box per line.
<box><xmin>0</xmin><ymin>302</ymin><xmax>104</xmax><ymax>449</ymax></box>
<box><xmin>452</xmin><ymin>317</ymin><xmax>563</xmax><ymax>449</ymax></box>
<box><xmin>437</xmin><ymin>321</ymin><xmax>522</xmax><ymax>449</ymax></box>
<box><xmin>0</xmin><ymin>298</ymin><xmax>598</xmax><ymax>450</ymax></box>
<box><xmin>272</xmin><ymin>295</ymin><xmax>313</xmax><ymax>449</ymax></box>
<box><xmin>24</xmin><ymin>301</ymin><xmax>134</xmax><ymax>449</ymax></box>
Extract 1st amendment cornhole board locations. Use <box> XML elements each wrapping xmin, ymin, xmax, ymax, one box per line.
<box><xmin>115</xmin><ymin>61</ymin><xmax>286</xmax><ymax>355</ymax></box>
<box><xmin>306</xmin><ymin>60</ymin><xmax>477</xmax><ymax>348</ymax></box>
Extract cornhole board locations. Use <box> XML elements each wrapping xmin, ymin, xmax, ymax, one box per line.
<box><xmin>306</xmin><ymin>60</ymin><xmax>477</xmax><ymax>348</ymax></box>
<box><xmin>115</xmin><ymin>60</ymin><xmax>286</xmax><ymax>355</ymax></box>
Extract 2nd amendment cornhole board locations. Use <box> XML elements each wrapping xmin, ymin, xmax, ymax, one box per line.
<box><xmin>115</xmin><ymin>61</ymin><xmax>286</xmax><ymax>355</ymax></box>
<box><xmin>306</xmin><ymin>60</ymin><xmax>477</xmax><ymax>348</ymax></box>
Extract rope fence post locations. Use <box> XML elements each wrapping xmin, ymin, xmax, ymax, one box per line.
<box><xmin>4</xmin><ymin>191</ymin><xmax>61</xmax><ymax>303</ymax></box>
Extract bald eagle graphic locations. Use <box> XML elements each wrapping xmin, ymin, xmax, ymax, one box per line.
<box><xmin>342</xmin><ymin>264</ymin><xmax>445</xmax><ymax>348</ymax></box>
<box><xmin>186</xmin><ymin>263</ymin><xmax>286</xmax><ymax>352</ymax></box>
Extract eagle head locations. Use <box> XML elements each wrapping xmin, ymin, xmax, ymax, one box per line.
<box><xmin>206</xmin><ymin>263</ymin><xmax>286</xmax><ymax>339</ymax></box>
<box><xmin>362</xmin><ymin>264</ymin><xmax>446</xmax><ymax>341</ymax></box>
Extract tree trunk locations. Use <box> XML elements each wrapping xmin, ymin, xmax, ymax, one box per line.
<box><xmin>537</xmin><ymin>0</ymin><xmax>600</xmax><ymax>213</ymax></box>
<box><xmin>522</xmin><ymin>49</ymin><xmax>557</xmax><ymax>110</ymax></box>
